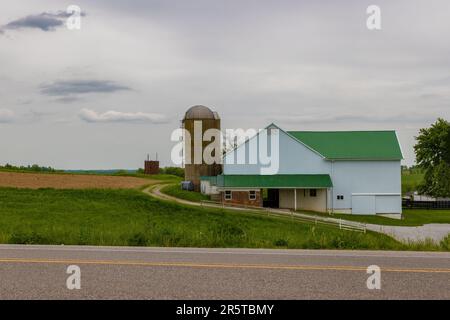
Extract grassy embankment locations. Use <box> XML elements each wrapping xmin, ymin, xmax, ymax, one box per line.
<box><xmin>3</xmin><ymin>187</ymin><xmax>448</xmax><ymax>251</ymax></box>
<box><xmin>160</xmin><ymin>184</ymin><xmax>210</xmax><ymax>202</ymax></box>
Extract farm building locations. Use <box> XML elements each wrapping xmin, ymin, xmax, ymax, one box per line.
<box><xmin>200</xmin><ymin>123</ymin><xmax>403</xmax><ymax>215</ymax></box>
<box><xmin>182</xmin><ymin>105</ymin><xmax>222</xmax><ymax>191</ymax></box>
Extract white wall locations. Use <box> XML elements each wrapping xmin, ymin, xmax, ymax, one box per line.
<box><xmin>223</xmin><ymin>128</ymin><xmax>330</xmax><ymax>175</ymax></box>
<box><xmin>331</xmin><ymin>160</ymin><xmax>402</xmax><ymax>214</ymax></box>
<box><xmin>200</xmin><ymin>180</ymin><xmax>219</xmax><ymax>195</ymax></box>
<box><xmin>298</xmin><ymin>189</ymin><xmax>327</xmax><ymax>212</ymax></box>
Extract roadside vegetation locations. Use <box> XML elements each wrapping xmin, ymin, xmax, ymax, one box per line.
<box><xmin>160</xmin><ymin>184</ymin><xmax>210</xmax><ymax>202</ymax></box>
<box><xmin>2</xmin><ymin>187</ymin><xmax>448</xmax><ymax>251</ymax></box>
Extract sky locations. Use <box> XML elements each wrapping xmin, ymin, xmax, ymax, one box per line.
<box><xmin>0</xmin><ymin>0</ymin><xmax>449</xmax><ymax>169</ymax></box>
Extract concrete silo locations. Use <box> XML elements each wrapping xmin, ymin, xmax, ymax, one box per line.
<box><xmin>182</xmin><ymin>105</ymin><xmax>222</xmax><ymax>191</ymax></box>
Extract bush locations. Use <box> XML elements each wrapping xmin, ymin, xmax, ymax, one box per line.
<box><xmin>274</xmin><ymin>239</ymin><xmax>289</xmax><ymax>247</ymax></box>
<box><xmin>440</xmin><ymin>234</ymin><xmax>450</xmax><ymax>251</ymax></box>
<box><xmin>8</xmin><ymin>232</ymin><xmax>50</xmax><ymax>245</ymax></box>
<box><xmin>159</xmin><ymin>167</ymin><xmax>184</xmax><ymax>178</ymax></box>
<box><xmin>0</xmin><ymin>163</ymin><xmax>60</xmax><ymax>173</ymax></box>
<box><xmin>127</xmin><ymin>232</ymin><xmax>148</xmax><ymax>246</ymax></box>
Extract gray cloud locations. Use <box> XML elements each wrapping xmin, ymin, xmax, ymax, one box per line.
<box><xmin>275</xmin><ymin>113</ymin><xmax>438</xmax><ymax>126</ymax></box>
<box><xmin>79</xmin><ymin>108</ymin><xmax>168</xmax><ymax>124</ymax></box>
<box><xmin>40</xmin><ymin>80</ymin><xmax>131</xmax><ymax>96</ymax></box>
<box><xmin>53</xmin><ymin>96</ymin><xmax>83</xmax><ymax>104</ymax></box>
<box><xmin>0</xmin><ymin>109</ymin><xmax>15</xmax><ymax>123</ymax></box>
<box><xmin>1</xmin><ymin>11</ymin><xmax>85</xmax><ymax>33</ymax></box>
<box><xmin>1</xmin><ymin>0</ymin><xmax>449</xmax><ymax>169</ymax></box>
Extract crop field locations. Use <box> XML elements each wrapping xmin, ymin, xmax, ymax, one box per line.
<box><xmin>0</xmin><ymin>171</ymin><xmax>152</xmax><ymax>189</ymax></box>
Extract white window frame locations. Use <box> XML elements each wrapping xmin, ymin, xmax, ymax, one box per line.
<box><xmin>249</xmin><ymin>190</ymin><xmax>257</xmax><ymax>201</ymax></box>
<box><xmin>224</xmin><ymin>190</ymin><xmax>232</xmax><ymax>200</ymax></box>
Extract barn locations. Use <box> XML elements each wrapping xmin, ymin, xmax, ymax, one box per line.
<box><xmin>200</xmin><ymin>123</ymin><xmax>403</xmax><ymax>215</ymax></box>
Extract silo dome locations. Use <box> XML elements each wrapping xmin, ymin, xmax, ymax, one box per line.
<box><xmin>184</xmin><ymin>105</ymin><xmax>218</xmax><ymax>120</ymax></box>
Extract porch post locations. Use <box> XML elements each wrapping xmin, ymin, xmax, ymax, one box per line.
<box><xmin>294</xmin><ymin>189</ymin><xmax>297</xmax><ymax>211</ymax></box>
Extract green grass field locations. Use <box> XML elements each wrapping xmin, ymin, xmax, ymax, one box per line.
<box><xmin>2</xmin><ymin>187</ymin><xmax>445</xmax><ymax>250</ymax></box>
<box><xmin>160</xmin><ymin>184</ymin><xmax>210</xmax><ymax>202</ymax></box>
<box><xmin>299</xmin><ymin>209</ymin><xmax>450</xmax><ymax>227</ymax></box>
<box><xmin>402</xmin><ymin>170</ymin><xmax>424</xmax><ymax>194</ymax></box>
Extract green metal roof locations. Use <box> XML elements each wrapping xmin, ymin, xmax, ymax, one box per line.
<box><xmin>216</xmin><ymin>174</ymin><xmax>332</xmax><ymax>188</ymax></box>
<box><xmin>287</xmin><ymin>130</ymin><xmax>403</xmax><ymax>160</ymax></box>
<box><xmin>200</xmin><ymin>176</ymin><xmax>217</xmax><ymax>185</ymax></box>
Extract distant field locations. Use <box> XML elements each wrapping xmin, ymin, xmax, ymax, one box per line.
<box><xmin>0</xmin><ymin>171</ymin><xmax>152</xmax><ymax>189</ymax></box>
<box><xmin>401</xmin><ymin>170</ymin><xmax>424</xmax><ymax>194</ymax></box>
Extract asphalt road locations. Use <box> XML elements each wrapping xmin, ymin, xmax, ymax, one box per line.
<box><xmin>0</xmin><ymin>245</ymin><xmax>449</xmax><ymax>299</ymax></box>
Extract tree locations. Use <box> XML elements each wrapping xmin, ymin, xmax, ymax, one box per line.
<box><xmin>414</xmin><ymin>118</ymin><xmax>450</xmax><ymax>197</ymax></box>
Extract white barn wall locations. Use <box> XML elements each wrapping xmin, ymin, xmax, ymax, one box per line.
<box><xmin>298</xmin><ymin>189</ymin><xmax>328</xmax><ymax>212</ymax></box>
<box><xmin>223</xmin><ymin>128</ymin><xmax>330</xmax><ymax>175</ymax></box>
<box><xmin>331</xmin><ymin>160</ymin><xmax>402</xmax><ymax>214</ymax></box>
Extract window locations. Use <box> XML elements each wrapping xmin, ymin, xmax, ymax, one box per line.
<box><xmin>337</xmin><ymin>195</ymin><xmax>344</xmax><ymax>200</ymax></box>
<box><xmin>249</xmin><ymin>190</ymin><xmax>257</xmax><ymax>200</ymax></box>
<box><xmin>224</xmin><ymin>190</ymin><xmax>232</xmax><ymax>200</ymax></box>
<box><xmin>310</xmin><ymin>189</ymin><xmax>317</xmax><ymax>197</ymax></box>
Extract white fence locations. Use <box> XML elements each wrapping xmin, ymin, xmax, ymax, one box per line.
<box><xmin>200</xmin><ymin>200</ymin><xmax>367</xmax><ymax>233</ymax></box>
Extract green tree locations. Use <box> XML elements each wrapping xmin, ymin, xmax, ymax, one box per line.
<box><xmin>414</xmin><ymin>118</ymin><xmax>450</xmax><ymax>197</ymax></box>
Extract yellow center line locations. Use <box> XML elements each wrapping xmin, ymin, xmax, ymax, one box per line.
<box><xmin>0</xmin><ymin>258</ymin><xmax>449</xmax><ymax>273</ymax></box>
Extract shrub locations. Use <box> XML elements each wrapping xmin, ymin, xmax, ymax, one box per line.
<box><xmin>127</xmin><ymin>232</ymin><xmax>148</xmax><ymax>246</ymax></box>
<box><xmin>8</xmin><ymin>232</ymin><xmax>50</xmax><ymax>245</ymax></box>
<box><xmin>274</xmin><ymin>239</ymin><xmax>289</xmax><ymax>247</ymax></box>
<box><xmin>440</xmin><ymin>234</ymin><xmax>450</xmax><ymax>251</ymax></box>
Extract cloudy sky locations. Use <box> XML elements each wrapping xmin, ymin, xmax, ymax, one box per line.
<box><xmin>1</xmin><ymin>0</ymin><xmax>449</xmax><ymax>169</ymax></box>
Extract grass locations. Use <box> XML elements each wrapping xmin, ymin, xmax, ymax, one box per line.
<box><xmin>298</xmin><ymin>209</ymin><xmax>450</xmax><ymax>227</ymax></box>
<box><xmin>402</xmin><ymin>170</ymin><xmax>424</xmax><ymax>194</ymax></box>
<box><xmin>2</xmin><ymin>187</ymin><xmax>444</xmax><ymax>250</ymax></box>
<box><xmin>114</xmin><ymin>173</ymin><xmax>182</xmax><ymax>182</ymax></box>
<box><xmin>160</xmin><ymin>184</ymin><xmax>210</xmax><ymax>202</ymax></box>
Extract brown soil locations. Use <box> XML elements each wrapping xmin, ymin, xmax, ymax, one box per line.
<box><xmin>0</xmin><ymin>172</ymin><xmax>154</xmax><ymax>189</ymax></box>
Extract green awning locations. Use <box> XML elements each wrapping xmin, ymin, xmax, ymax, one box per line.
<box><xmin>200</xmin><ymin>176</ymin><xmax>217</xmax><ymax>185</ymax></box>
<box><xmin>216</xmin><ymin>174</ymin><xmax>332</xmax><ymax>188</ymax></box>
